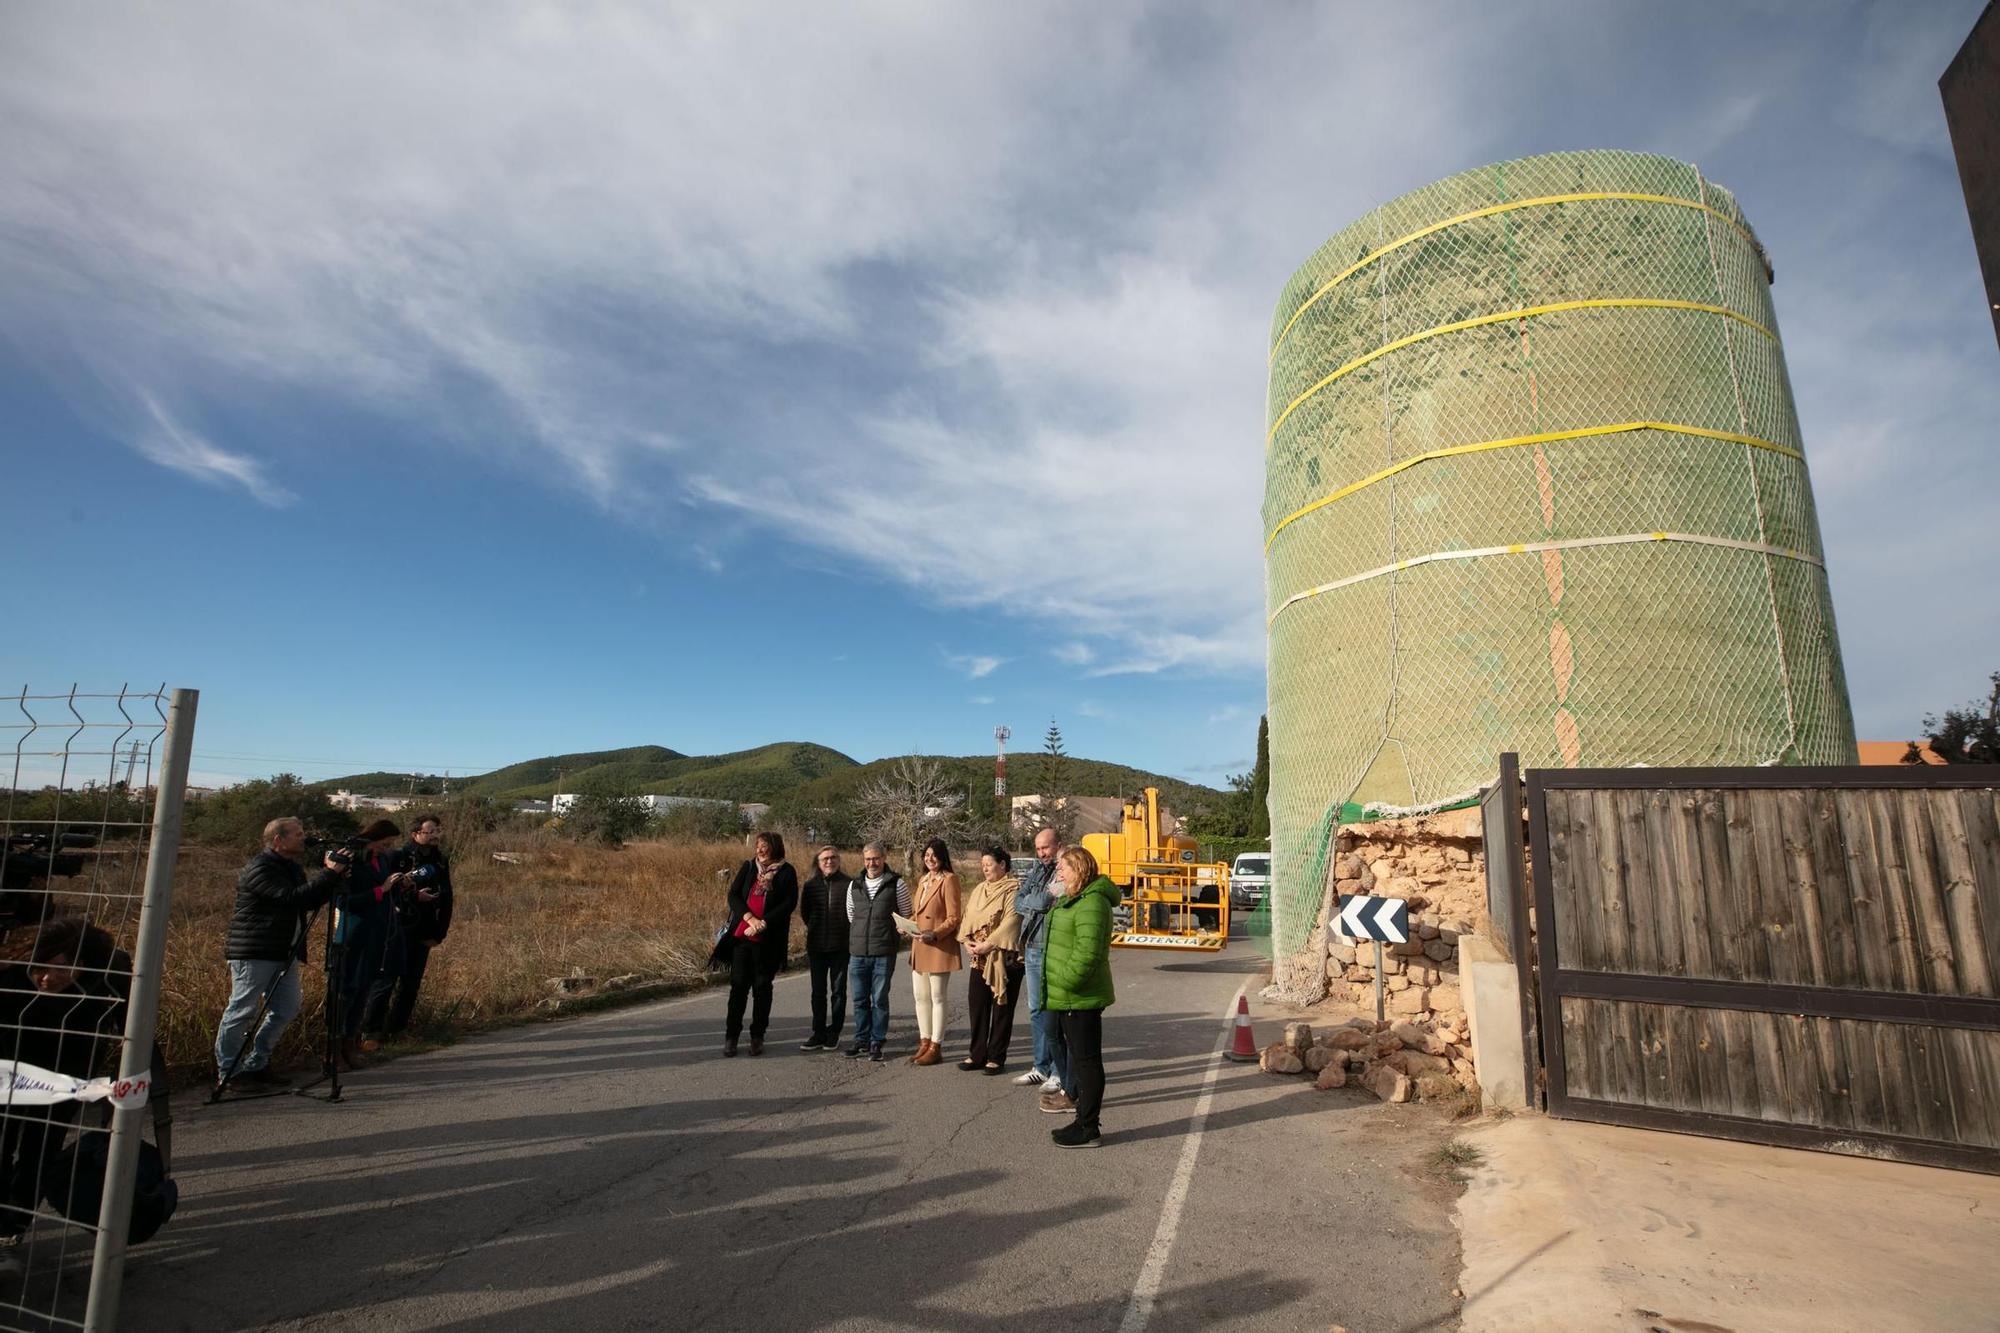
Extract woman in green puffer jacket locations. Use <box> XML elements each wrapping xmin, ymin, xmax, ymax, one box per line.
<box><xmin>1043</xmin><ymin>846</ymin><xmax>1117</xmax><ymax>1149</ymax></box>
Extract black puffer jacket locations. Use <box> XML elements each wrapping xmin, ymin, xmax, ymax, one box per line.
<box><xmin>799</xmin><ymin>870</ymin><xmax>853</xmax><ymax>954</ymax></box>
<box><xmin>396</xmin><ymin>839</ymin><xmax>454</xmax><ymax>943</ymax></box>
<box><xmin>225</xmin><ymin>850</ymin><xmax>341</xmax><ymax>963</ymax></box>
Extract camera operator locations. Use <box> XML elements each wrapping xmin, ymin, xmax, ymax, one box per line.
<box><xmin>213</xmin><ymin>818</ymin><xmax>346</xmax><ymax>1090</ymax></box>
<box><xmin>0</xmin><ymin>918</ymin><xmax>125</xmax><ymax>1242</ymax></box>
<box><xmin>361</xmin><ymin>814</ymin><xmax>452</xmax><ymax>1047</ymax></box>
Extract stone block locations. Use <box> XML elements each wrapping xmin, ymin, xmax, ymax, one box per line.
<box><xmin>1325</xmin><ymin>1028</ymin><xmax>1372</xmax><ymax>1051</ymax></box>
<box><xmin>1259</xmin><ymin>1044</ymin><xmax>1304</xmax><ymax>1075</ymax></box>
<box><xmin>1390</xmin><ymin>986</ymin><xmax>1431</xmax><ymax>1016</ymax></box>
<box><xmin>1386</xmin><ymin>1049</ymin><xmax>1451</xmax><ymax>1077</ymax></box>
<box><xmin>1283</xmin><ymin>1022</ymin><xmax>1313</xmax><ymax>1052</ymax></box>
<box><xmin>1430</xmin><ymin>984</ymin><xmax>1462</xmax><ymax>1014</ymax></box>
<box><xmin>1303</xmin><ymin>1046</ymin><xmax>1338</xmax><ymax>1072</ymax></box>
<box><xmin>1423</xmin><ymin>939</ymin><xmax>1455</xmax><ymax>963</ymax></box>
<box><xmin>1314</xmin><ymin>1065</ymin><xmax>1348</xmax><ymax>1091</ymax></box>
<box><xmin>1361</xmin><ymin>1064</ymin><xmax>1412</xmax><ymax>1103</ymax></box>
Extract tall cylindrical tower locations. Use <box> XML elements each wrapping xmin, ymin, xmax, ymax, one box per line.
<box><xmin>1263</xmin><ymin>150</ymin><xmax>1856</xmax><ymax>956</ymax></box>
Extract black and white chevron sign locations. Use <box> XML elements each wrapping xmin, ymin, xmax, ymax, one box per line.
<box><xmin>1336</xmin><ymin>893</ymin><xmax>1409</xmax><ymax>943</ymax></box>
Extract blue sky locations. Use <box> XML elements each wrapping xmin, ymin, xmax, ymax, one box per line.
<box><xmin>3</xmin><ymin>2</ymin><xmax>1996</xmax><ymax>790</ymax></box>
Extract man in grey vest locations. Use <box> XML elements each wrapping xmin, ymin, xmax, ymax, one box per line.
<box><xmin>845</xmin><ymin>841</ymin><xmax>911</xmax><ymax>1062</ymax></box>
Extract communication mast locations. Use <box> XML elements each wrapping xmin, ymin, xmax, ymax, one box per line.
<box><xmin>994</xmin><ymin>725</ymin><xmax>1010</xmax><ymax>798</ymax></box>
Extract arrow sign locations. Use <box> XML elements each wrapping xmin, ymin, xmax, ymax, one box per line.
<box><xmin>1335</xmin><ymin>893</ymin><xmax>1409</xmax><ymax>944</ymax></box>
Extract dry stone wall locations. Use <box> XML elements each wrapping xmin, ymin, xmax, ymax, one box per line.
<box><xmin>1319</xmin><ymin>806</ymin><xmax>1486</xmax><ymax>1038</ymax></box>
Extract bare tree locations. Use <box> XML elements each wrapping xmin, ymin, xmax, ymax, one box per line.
<box><xmin>854</xmin><ymin>756</ymin><xmax>981</xmax><ymax>877</ymax></box>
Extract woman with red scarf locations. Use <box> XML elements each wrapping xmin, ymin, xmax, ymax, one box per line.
<box><xmin>715</xmin><ymin>832</ymin><xmax>798</xmax><ymax>1056</ymax></box>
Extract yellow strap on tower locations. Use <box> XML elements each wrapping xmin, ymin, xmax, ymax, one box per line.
<box><xmin>1263</xmin><ymin>421</ymin><xmax>1804</xmax><ymax>552</ymax></box>
<box><xmin>1266</xmin><ymin>529</ymin><xmax>1825</xmax><ymax>628</ymax></box>
<box><xmin>1266</xmin><ymin>298</ymin><xmax>1776</xmax><ymax>448</ymax></box>
<box><xmin>1269</xmin><ymin>191</ymin><xmax>1761</xmax><ymax>360</ymax></box>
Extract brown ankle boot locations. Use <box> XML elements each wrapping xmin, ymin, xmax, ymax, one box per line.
<box><xmin>914</xmin><ymin>1040</ymin><xmax>941</xmax><ymax>1067</ymax></box>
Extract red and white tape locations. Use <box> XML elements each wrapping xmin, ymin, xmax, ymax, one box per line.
<box><xmin>0</xmin><ymin>1060</ymin><xmax>150</xmax><ymax>1109</ymax></box>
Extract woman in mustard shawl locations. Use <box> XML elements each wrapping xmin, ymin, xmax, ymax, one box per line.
<box><xmin>958</xmin><ymin>845</ymin><xmax>1024</xmax><ymax>1073</ymax></box>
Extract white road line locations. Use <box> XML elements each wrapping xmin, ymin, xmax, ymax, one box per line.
<box><xmin>1118</xmin><ymin>982</ymin><xmax>1244</xmax><ymax>1333</ymax></box>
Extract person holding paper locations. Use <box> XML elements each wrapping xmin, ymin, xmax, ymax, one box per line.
<box><xmin>903</xmin><ymin>838</ymin><xmax>962</xmax><ymax>1067</ymax></box>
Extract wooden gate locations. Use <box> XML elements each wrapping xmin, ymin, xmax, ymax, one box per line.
<box><xmin>1525</xmin><ymin>764</ymin><xmax>2000</xmax><ymax>1174</ymax></box>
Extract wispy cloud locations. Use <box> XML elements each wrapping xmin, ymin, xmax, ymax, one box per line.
<box><xmin>1075</xmin><ymin>700</ymin><xmax>1111</xmax><ymax>720</ymax></box>
<box><xmin>1207</xmin><ymin>704</ymin><xmax>1254</xmax><ymax>727</ymax></box>
<box><xmin>968</xmin><ymin>694</ymin><xmax>995</xmax><ymax>706</ymax></box>
<box><xmin>134</xmin><ymin>395</ymin><xmax>294</xmax><ymax>506</ymax></box>
<box><xmin>1052</xmin><ymin>643</ymin><xmax>1096</xmax><ymax>667</ymax></box>
<box><xmin>945</xmin><ymin>652</ymin><xmax>1004</xmax><ymax>680</ymax></box>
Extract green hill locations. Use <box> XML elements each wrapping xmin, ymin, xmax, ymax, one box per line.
<box><xmin>777</xmin><ymin>754</ymin><xmax>1220</xmax><ymax>818</ymax></box>
<box><xmin>317</xmin><ymin>743</ymin><xmax>1221</xmax><ymax>813</ymax></box>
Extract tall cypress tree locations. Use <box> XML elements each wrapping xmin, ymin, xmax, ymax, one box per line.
<box><xmin>1248</xmin><ymin>714</ymin><xmax>1271</xmax><ymax>840</ymax></box>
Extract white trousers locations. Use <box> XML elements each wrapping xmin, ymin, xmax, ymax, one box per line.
<box><xmin>911</xmin><ymin>970</ymin><xmax>950</xmax><ymax>1042</ymax></box>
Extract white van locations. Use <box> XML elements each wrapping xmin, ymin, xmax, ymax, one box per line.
<box><xmin>1230</xmin><ymin>851</ymin><xmax>1271</xmax><ymax>908</ymax></box>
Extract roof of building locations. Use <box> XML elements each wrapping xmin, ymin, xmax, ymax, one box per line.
<box><xmin>1856</xmin><ymin>741</ymin><xmax>1947</xmax><ymax>766</ymax></box>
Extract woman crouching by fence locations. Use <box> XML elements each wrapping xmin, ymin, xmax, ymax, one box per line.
<box><xmin>1042</xmin><ymin>846</ymin><xmax>1116</xmax><ymax>1148</ymax></box>
<box><xmin>958</xmin><ymin>845</ymin><xmax>1022</xmax><ymax>1074</ymax></box>
<box><xmin>713</xmin><ymin>832</ymin><xmax>798</xmax><ymax>1057</ymax></box>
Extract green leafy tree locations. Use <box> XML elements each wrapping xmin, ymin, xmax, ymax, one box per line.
<box><xmin>1042</xmin><ymin>719</ymin><xmax>1067</xmax><ymax>760</ymax></box>
<box><xmin>183</xmin><ymin>775</ymin><xmax>358</xmax><ymax>852</ymax></box>
<box><xmin>562</xmin><ymin>776</ymin><xmax>652</xmax><ymax>848</ymax></box>
<box><xmin>1924</xmin><ymin>671</ymin><xmax>2000</xmax><ymax>763</ymax></box>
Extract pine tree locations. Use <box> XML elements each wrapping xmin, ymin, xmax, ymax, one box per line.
<box><xmin>1042</xmin><ymin>719</ymin><xmax>1067</xmax><ymax>758</ymax></box>
<box><xmin>1248</xmin><ymin>714</ymin><xmax>1271</xmax><ymax>840</ymax></box>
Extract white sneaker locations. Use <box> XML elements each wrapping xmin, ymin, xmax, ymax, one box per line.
<box><xmin>1013</xmin><ymin>1069</ymin><xmax>1046</xmax><ymax>1086</ymax></box>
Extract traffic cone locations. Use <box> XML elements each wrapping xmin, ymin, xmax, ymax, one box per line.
<box><xmin>1225</xmin><ymin>993</ymin><xmax>1260</xmax><ymax>1062</ymax></box>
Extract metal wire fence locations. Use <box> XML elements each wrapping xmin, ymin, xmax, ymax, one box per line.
<box><xmin>0</xmin><ymin>686</ymin><xmax>195</xmax><ymax>1332</ymax></box>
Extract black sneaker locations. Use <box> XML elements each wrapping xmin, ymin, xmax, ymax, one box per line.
<box><xmin>847</xmin><ymin>1043</ymin><xmax>866</xmax><ymax>1059</ymax></box>
<box><xmin>869</xmin><ymin>1043</ymin><xmax>887</xmax><ymax>1063</ymax></box>
<box><xmin>800</xmin><ymin>1035</ymin><xmax>826</xmax><ymax>1052</ymax></box>
<box><xmin>1051</xmin><ymin>1122</ymin><xmax>1101</xmax><ymax>1149</ymax></box>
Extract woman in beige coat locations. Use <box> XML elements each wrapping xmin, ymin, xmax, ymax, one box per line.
<box><xmin>903</xmin><ymin>837</ymin><xmax>962</xmax><ymax>1066</ymax></box>
<box><xmin>959</xmin><ymin>845</ymin><xmax>1023</xmax><ymax>1073</ymax></box>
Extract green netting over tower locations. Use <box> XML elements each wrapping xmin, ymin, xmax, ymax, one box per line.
<box><xmin>1263</xmin><ymin>150</ymin><xmax>1857</xmax><ymax>958</ymax></box>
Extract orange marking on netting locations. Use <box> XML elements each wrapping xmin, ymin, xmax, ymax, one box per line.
<box><xmin>1534</xmin><ymin>445</ymin><xmax>1555</xmax><ymax>529</ymax></box>
<box><xmin>1554</xmin><ymin>708</ymin><xmax>1582</xmax><ymax>768</ymax></box>
<box><xmin>1541</xmin><ymin>548</ymin><xmax>1565</xmax><ymax>606</ymax></box>
<box><xmin>1549</xmin><ymin>620</ymin><xmax>1575</xmax><ymax>704</ymax></box>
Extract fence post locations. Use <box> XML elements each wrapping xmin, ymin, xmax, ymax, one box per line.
<box><xmin>84</xmin><ymin>687</ymin><xmax>196</xmax><ymax>1332</ymax></box>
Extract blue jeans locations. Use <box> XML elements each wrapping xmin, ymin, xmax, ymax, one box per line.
<box><xmin>848</xmin><ymin>953</ymin><xmax>895</xmax><ymax>1046</ymax></box>
<box><xmin>214</xmin><ymin>958</ymin><xmax>302</xmax><ymax>1076</ymax></box>
<box><xmin>1025</xmin><ymin>947</ymin><xmax>1069</xmax><ymax>1088</ymax></box>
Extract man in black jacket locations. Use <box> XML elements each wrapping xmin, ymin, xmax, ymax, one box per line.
<box><xmin>377</xmin><ymin>814</ymin><xmax>453</xmax><ymax>1040</ymax></box>
<box><xmin>796</xmin><ymin>846</ymin><xmax>852</xmax><ymax>1051</ymax></box>
<box><xmin>213</xmin><ymin>817</ymin><xmax>345</xmax><ymax>1088</ymax></box>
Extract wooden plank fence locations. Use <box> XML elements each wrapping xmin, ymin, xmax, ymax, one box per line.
<box><xmin>1523</xmin><ymin>764</ymin><xmax>2000</xmax><ymax>1173</ymax></box>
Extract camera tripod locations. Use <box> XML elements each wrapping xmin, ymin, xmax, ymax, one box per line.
<box><xmin>209</xmin><ymin>904</ymin><xmax>346</xmax><ymax>1104</ymax></box>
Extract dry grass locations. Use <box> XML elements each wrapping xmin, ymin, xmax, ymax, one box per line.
<box><xmin>156</xmin><ymin>836</ymin><xmax>773</xmax><ymax>1085</ymax></box>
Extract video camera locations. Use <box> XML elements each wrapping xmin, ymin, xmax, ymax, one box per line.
<box><xmin>0</xmin><ymin>830</ymin><xmax>97</xmax><ymax>929</ymax></box>
<box><xmin>304</xmin><ymin>833</ymin><xmax>369</xmax><ymax>869</ymax></box>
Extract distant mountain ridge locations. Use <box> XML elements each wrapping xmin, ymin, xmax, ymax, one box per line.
<box><xmin>316</xmin><ymin>741</ymin><xmax>1221</xmax><ymax>808</ymax></box>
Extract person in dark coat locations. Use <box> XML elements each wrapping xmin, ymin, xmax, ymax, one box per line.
<box><xmin>365</xmin><ymin>813</ymin><xmax>453</xmax><ymax>1042</ymax></box>
<box><xmin>0</xmin><ymin>918</ymin><xmax>125</xmax><ymax>1238</ymax></box>
<box><xmin>336</xmin><ymin>819</ymin><xmax>408</xmax><ymax>1069</ymax></box>
<box><xmin>213</xmin><ymin>817</ymin><xmax>346</xmax><ymax>1087</ymax></box>
<box><xmin>796</xmin><ymin>846</ymin><xmax>852</xmax><ymax>1051</ymax></box>
<box><xmin>711</xmin><ymin>832</ymin><xmax>798</xmax><ymax>1057</ymax></box>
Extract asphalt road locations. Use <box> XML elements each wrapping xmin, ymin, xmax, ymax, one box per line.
<box><xmin>119</xmin><ymin>949</ymin><xmax>1463</xmax><ymax>1332</ymax></box>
